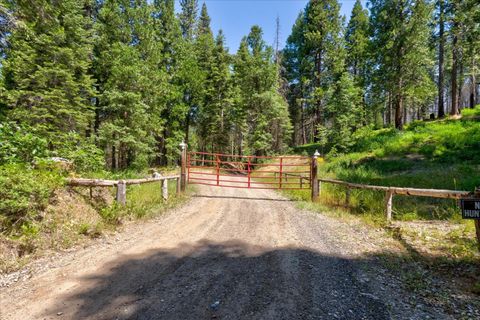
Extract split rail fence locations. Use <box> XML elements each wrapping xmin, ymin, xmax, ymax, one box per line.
<box><xmin>309</xmin><ymin>153</ymin><xmax>480</xmax><ymax>248</ymax></box>
<box><xmin>315</xmin><ymin>178</ymin><xmax>471</xmax><ymax>221</ymax></box>
<box><xmin>67</xmin><ymin>175</ymin><xmax>181</xmax><ymax>205</ymax></box>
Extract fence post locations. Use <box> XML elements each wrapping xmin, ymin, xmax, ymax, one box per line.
<box><xmin>179</xmin><ymin>141</ymin><xmax>187</xmax><ymax>192</ymax></box>
<box><xmin>162</xmin><ymin>179</ymin><xmax>168</xmax><ymax>201</ymax></box>
<box><xmin>474</xmin><ymin>187</ymin><xmax>480</xmax><ymax>251</ymax></box>
<box><xmin>176</xmin><ymin>177</ymin><xmax>181</xmax><ymax>195</ymax></box>
<box><xmin>311</xmin><ymin>150</ymin><xmax>320</xmax><ymax>201</ymax></box>
<box><xmin>300</xmin><ymin>177</ymin><xmax>303</xmax><ymax>189</ymax></box>
<box><xmin>475</xmin><ymin>220</ymin><xmax>480</xmax><ymax>251</ymax></box>
<box><xmin>116</xmin><ymin>180</ymin><xmax>126</xmax><ymax>206</ymax></box>
<box><xmin>346</xmin><ymin>187</ymin><xmax>351</xmax><ymax>207</ymax></box>
<box><xmin>385</xmin><ymin>189</ymin><xmax>394</xmax><ymax>221</ymax></box>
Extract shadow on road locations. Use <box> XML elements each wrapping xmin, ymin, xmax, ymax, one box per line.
<box><xmin>193</xmin><ymin>194</ymin><xmax>293</xmax><ymax>202</ymax></box>
<box><xmin>46</xmin><ymin>240</ymin><xmax>390</xmax><ymax>320</ymax></box>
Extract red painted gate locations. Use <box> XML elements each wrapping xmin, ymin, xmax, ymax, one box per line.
<box><xmin>186</xmin><ymin>152</ymin><xmax>311</xmax><ymax>190</ymax></box>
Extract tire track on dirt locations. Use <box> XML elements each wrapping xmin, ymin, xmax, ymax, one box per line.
<box><xmin>0</xmin><ymin>177</ymin><xmax>451</xmax><ymax>319</ymax></box>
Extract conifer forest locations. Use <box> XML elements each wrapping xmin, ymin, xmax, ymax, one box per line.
<box><xmin>0</xmin><ymin>0</ymin><xmax>479</xmax><ymax>170</ymax></box>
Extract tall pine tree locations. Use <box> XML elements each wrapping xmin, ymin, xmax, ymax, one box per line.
<box><xmin>369</xmin><ymin>0</ymin><xmax>435</xmax><ymax>129</ymax></box>
<box><xmin>3</xmin><ymin>0</ymin><xmax>95</xmax><ymax>147</ymax></box>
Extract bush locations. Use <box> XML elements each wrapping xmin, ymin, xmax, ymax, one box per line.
<box><xmin>54</xmin><ymin>132</ymin><xmax>105</xmax><ymax>173</ymax></box>
<box><xmin>0</xmin><ymin>164</ymin><xmax>63</xmax><ymax>233</ymax></box>
<box><xmin>0</xmin><ymin>122</ymin><xmax>49</xmax><ymax>164</ymax></box>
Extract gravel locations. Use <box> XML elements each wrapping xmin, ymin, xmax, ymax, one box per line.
<box><xmin>0</xmin><ymin>178</ymin><xmax>464</xmax><ymax>319</ymax></box>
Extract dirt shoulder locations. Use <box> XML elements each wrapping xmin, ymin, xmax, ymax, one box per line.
<box><xmin>0</xmin><ymin>180</ymin><xmax>473</xmax><ymax>319</ymax></box>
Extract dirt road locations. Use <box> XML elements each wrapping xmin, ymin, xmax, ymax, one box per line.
<box><xmin>0</xmin><ymin>183</ymin><xmax>449</xmax><ymax>319</ymax></box>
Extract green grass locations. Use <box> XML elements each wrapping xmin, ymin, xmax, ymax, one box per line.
<box><xmin>292</xmin><ymin>106</ymin><xmax>480</xmax><ymax>222</ymax></box>
<box><xmin>101</xmin><ymin>179</ymin><xmax>188</xmax><ymax>222</ymax></box>
<box><xmin>279</xmin><ymin>107</ymin><xmax>480</xmax><ymax>263</ymax></box>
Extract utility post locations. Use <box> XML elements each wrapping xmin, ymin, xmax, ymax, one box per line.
<box><xmin>179</xmin><ymin>140</ymin><xmax>187</xmax><ymax>192</ymax></box>
<box><xmin>311</xmin><ymin>150</ymin><xmax>320</xmax><ymax>201</ymax></box>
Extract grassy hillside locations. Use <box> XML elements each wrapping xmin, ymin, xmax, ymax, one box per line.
<box><xmin>293</xmin><ymin>106</ymin><xmax>480</xmax><ymax>222</ymax></box>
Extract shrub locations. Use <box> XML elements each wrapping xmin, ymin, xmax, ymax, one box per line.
<box><xmin>54</xmin><ymin>132</ymin><xmax>105</xmax><ymax>173</ymax></box>
<box><xmin>0</xmin><ymin>164</ymin><xmax>63</xmax><ymax>233</ymax></box>
<box><xmin>0</xmin><ymin>122</ymin><xmax>49</xmax><ymax>164</ymax></box>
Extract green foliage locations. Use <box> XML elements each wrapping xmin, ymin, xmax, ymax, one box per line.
<box><xmin>368</xmin><ymin>0</ymin><xmax>435</xmax><ymax>129</ymax></box>
<box><xmin>99</xmin><ymin>179</ymin><xmax>186</xmax><ymax>222</ymax></box>
<box><xmin>54</xmin><ymin>132</ymin><xmax>105</xmax><ymax>173</ymax></box>
<box><xmin>0</xmin><ymin>122</ymin><xmax>49</xmax><ymax>164</ymax></box>
<box><xmin>0</xmin><ymin>163</ymin><xmax>63</xmax><ymax>232</ymax></box>
<box><xmin>94</xmin><ymin>0</ymin><xmax>165</xmax><ymax>170</ymax></box>
<box><xmin>2</xmin><ymin>0</ymin><xmax>95</xmax><ymax>146</ymax></box>
<box><xmin>324</xmin><ymin>72</ymin><xmax>364</xmax><ymax>152</ymax></box>
<box><xmin>303</xmin><ymin>110</ymin><xmax>480</xmax><ymax>221</ymax></box>
<box><xmin>233</xmin><ymin>26</ymin><xmax>292</xmax><ymax>155</ymax></box>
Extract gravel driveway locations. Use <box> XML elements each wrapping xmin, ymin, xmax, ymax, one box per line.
<box><xmin>0</xmin><ymin>182</ymin><xmax>450</xmax><ymax>319</ymax></box>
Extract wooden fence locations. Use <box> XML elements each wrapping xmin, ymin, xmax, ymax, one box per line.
<box><xmin>315</xmin><ymin>177</ymin><xmax>480</xmax><ymax>249</ymax></box>
<box><xmin>316</xmin><ymin>178</ymin><xmax>471</xmax><ymax>221</ymax></box>
<box><xmin>273</xmin><ymin>172</ymin><xmax>310</xmax><ymax>188</ymax></box>
<box><xmin>67</xmin><ymin>175</ymin><xmax>181</xmax><ymax>205</ymax></box>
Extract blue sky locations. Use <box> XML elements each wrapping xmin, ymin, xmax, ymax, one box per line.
<box><xmin>175</xmin><ymin>0</ymin><xmax>367</xmax><ymax>52</ymax></box>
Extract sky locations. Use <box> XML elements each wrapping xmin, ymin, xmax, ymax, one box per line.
<box><xmin>175</xmin><ymin>0</ymin><xmax>367</xmax><ymax>53</ymax></box>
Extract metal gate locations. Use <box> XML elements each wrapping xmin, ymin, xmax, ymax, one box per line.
<box><xmin>186</xmin><ymin>152</ymin><xmax>311</xmax><ymax>190</ymax></box>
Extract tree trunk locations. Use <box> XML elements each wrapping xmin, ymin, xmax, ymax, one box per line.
<box><xmin>185</xmin><ymin>111</ymin><xmax>190</xmax><ymax>145</ymax></box>
<box><xmin>387</xmin><ymin>91</ymin><xmax>392</xmax><ymax>126</ymax></box>
<box><xmin>437</xmin><ymin>0</ymin><xmax>445</xmax><ymax>118</ymax></box>
<box><xmin>395</xmin><ymin>92</ymin><xmax>404</xmax><ymax>130</ymax></box>
<box><xmin>451</xmin><ymin>27</ymin><xmax>459</xmax><ymax>115</ymax></box>
<box><xmin>471</xmin><ymin>75</ymin><xmax>477</xmax><ymax>108</ymax></box>
<box><xmin>301</xmin><ymin>100</ymin><xmax>307</xmax><ymax>145</ymax></box>
<box><xmin>111</xmin><ymin>145</ymin><xmax>116</xmax><ymax>171</ymax></box>
<box><xmin>313</xmin><ymin>50</ymin><xmax>323</xmax><ymax>141</ymax></box>
<box><xmin>458</xmin><ymin>56</ymin><xmax>464</xmax><ymax>110</ymax></box>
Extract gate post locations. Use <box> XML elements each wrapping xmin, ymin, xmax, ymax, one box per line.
<box><xmin>180</xmin><ymin>141</ymin><xmax>187</xmax><ymax>192</ymax></box>
<box><xmin>311</xmin><ymin>150</ymin><xmax>320</xmax><ymax>201</ymax></box>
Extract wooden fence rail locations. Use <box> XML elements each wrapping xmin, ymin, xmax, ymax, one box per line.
<box><xmin>67</xmin><ymin>175</ymin><xmax>181</xmax><ymax>205</ymax></box>
<box><xmin>317</xmin><ymin>178</ymin><xmax>472</xmax><ymax>221</ymax></box>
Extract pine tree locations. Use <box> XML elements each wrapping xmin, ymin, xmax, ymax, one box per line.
<box><xmin>345</xmin><ymin>0</ymin><xmax>369</xmax><ymax>123</ymax></box>
<box><xmin>369</xmin><ymin>0</ymin><xmax>435</xmax><ymax>129</ymax></box>
<box><xmin>195</xmin><ymin>4</ymin><xmax>224</xmax><ymax>153</ymax></box>
<box><xmin>177</xmin><ymin>0</ymin><xmax>203</xmax><ymax>148</ymax></box>
<box><xmin>436</xmin><ymin>0</ymin><xmax>447</xmax><ymax>117</ymax></box>
<box><xmin>448</xmin><ymin>0</ymin><xmax>480</xmax><ymax>113</ymax></box>
<box><xmin>179</xmin><ymin>0</ymin><xmax>198</xmax><ymax>41</ymax></box>
<box><xmin>234</xmin><ymin>26</ymin><xmax>291</xmax><ymax>156</ymax></box>
<box><xmin>152</xmin><ymin>0</ymin><xmax>186</xmax><ymax>165</ymax></box>
<box><xmin>303</xmin><ymin>0</ymin><xmax>345</xmax><ymax>138</ymax></box>
<box><xmin>3</xmin><ymin>0</ymin><xmax>95</xmax><ymax>147</ymax></box>
<box><xmin>345</xmin><ymin>0</ymin><xmax>369</xmax><ymax>80</ymax></box>
<box><xmin>283</xmin><ymin>12</ymin><xmax>308</xmax><ymax>145</ymax></box>
<box><xmin>324</xmin><ymin>72</ymin><xmax>363</xmax><ymax>152</ymax></box>
<box><xmin>94</xmin><ymin>0</ymin><xmax>165</xmax><ymax>169</ymax></box>
<box><xmin>198</xmin><ymin>30</ymin><xmax>233</xmax><ymax>153</ymax></box>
